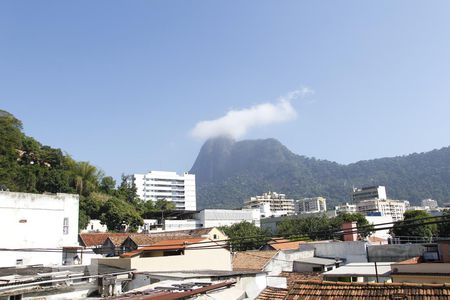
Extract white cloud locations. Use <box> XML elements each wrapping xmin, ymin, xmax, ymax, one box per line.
<box><xmin>190</xmin><ymin>87</ymin><xmax>314</xmax><ymax>140</ymax></box>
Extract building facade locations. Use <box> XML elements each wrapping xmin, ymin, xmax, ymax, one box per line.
<box><xmin>421</xmin><ymin>199</ymin><xmax>438</xmax><ymax>209</ymax></box>
<box><xmin>244</xmin><ymin>192</ymin><xmax>295</xmax><ymax>216</ymax></box>
<box><xmin>0</xmin><ymin>191</ymin><xmax>79</xmax><ymax>267</ymax></box>
<box><xmin>132</xmin><ymin>171</ymin><xmax>196</xmax><ymax>210</ymax></box>
<box><xmin>356</xmin><ymin>199</ymin><xmax>406</xmax><ymax>221</ymax></box>
<box><xmin>352</xmin><ymin>186</ymin><xmax>387</xmax><ymax>202</ymax></box>
<box><xmin>296</xmin><ymin>197</ymin><xmax>327</xmax><ymax>214</ymax></box>
<box><xmin>335</xmin><ymin>202</ymin><xmax>357</xmax><ymax>214</ymax></box>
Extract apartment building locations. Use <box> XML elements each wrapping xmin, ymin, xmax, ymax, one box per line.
<box><xmin>352</xmin><ymin>186</ymin><xmax>387</xmax><ymax>202</ymax></box>
<box><xmin>335</xmin><ymin>202</ymin><xmax>357</xmax><ymax>214</ymax></box>
<box><xmin>244</xmin><ymin>191</ymin><xmax>295</xmax><ymax>216</ymax></box>
<box><xmin>132</xmin><ymin>171</ymin><xmax>196</xmax><ymax>211</ymax></box>
<box><xmin>356</xmin><ymin>199</ymin><xmax>406</xmax><ymax>221</ymax></box>
<box><xmin>421</xmin><ymin>198</ymin><xmax>438</xmax><ymax>209</ymax></box>
<box><xmin>296</xmin><ymin>197</ymin><xmax>327</xmax><ymax>214</ymax></box>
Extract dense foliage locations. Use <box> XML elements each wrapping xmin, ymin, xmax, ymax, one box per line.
<box><xmin>0</xmin><ymin>110</ymin><xmax>174</xmax><ymax>232</ymax></box>
<box><xmin>220</xmin><ymin>221</ymin><xmax>269</xmax><ymax>251</ymax></box>
<box><xmin>191</xmin><ymin>137</ymin><xmax>450</xmax><ymax>209</ymax></box>
<box><xmin>277</xmin><ymin>213</ymin><xmax>374</xmax><ymax>240</ymax></box>
<box><xmin>391</xmin><ymin>210</ymin><xmax>438</xmax><ymax>241</ymax></box>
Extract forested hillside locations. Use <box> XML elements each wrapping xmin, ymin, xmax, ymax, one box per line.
<box><xmin>191</xmin><ymin>137</ymin><xmax>450</xmax><ymax>209</ymax></box>
<box><xmin>0</xmin><ymin>110</ymin><xmax>173</xmax><ymax>231</ymax></box>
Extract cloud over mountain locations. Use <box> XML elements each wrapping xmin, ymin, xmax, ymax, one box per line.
<box><xmin>190</xmin><ymin>87</ymin><xmax>313</xmax><ymax>140</ymax></box>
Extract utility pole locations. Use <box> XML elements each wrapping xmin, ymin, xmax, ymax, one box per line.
<box><xmin>374</xmin><ymin>261</ymin><xmax>379</xmax><ymax>283</ymax></box>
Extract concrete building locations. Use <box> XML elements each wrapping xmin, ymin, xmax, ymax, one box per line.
<box><xmin>96</xmin><ymin>237</ymin><xmax>232</xmax><ymax>273</ymax></box>
<box><xmin>132</xmin><ymin>171</ymin><xmax>196</xmax><ymax>210</ymax></box>
<box><xmin>195</xmin><ymin>209</ymin><xmax>261</xmax><ymax>228</ymax></box>
<box><xmin>335</xmin><ymin>202</ymin><xmax>357</xmax><ymax>214</ymax></box>
<box><xmin>323</xmin><ymin>262</ymin><xmax>392</xmax><ymax>283</ymax></box>
<box><xmin>0</xmin><ymin>191</ymin><xmax>80</xmax><ymax>267</ymax></box>
<box><xmin>356</xmin><ymin>199</ymin><xmax>407</xmax><ymax>221</ymax></box>
<box><xmin>296</xmin><ymin>197</ymin><xmax>327</xmax><ymax>214</ymax></box>
<box><xmin>244</xmin><ymin>192</ymin><xmax>295</xmax><ymax>216</ymax></box>
<box><xmin>352</xmin><ymin>186</ymin><xmax>387</xmax><ymax>202</ymax></box>
<box><xmin>421</xmin><ymin>198</ymin><xmax>438</xmax><ymax>209</ymax></box>
<box><xmin>293</xmin><ymin>257</ymin><xmax>342</xmax><ymax>273</ymax></box>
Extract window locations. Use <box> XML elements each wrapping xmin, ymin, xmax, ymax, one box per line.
<box><xmin>63</xmin><ymin>218</ymin><xmax>69</xmax><ymax>235</ymax></box>
<box><xmin>213</xmin><ymin>234</ymin><xmax>218</xmax><ymax>240</ymax></box>
<box><xmin>312</xmin><ymin>267</ymin><xmax>322</xmax><ymax>272</ymax></box>
<box><xmin>16</xmin><ymin>259</ymin><xmax>23</xmax><ymax>266</ymax></box>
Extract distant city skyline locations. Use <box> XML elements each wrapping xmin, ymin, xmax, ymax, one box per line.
<box><xmin>2</xmin><ymin>1</ymin><xmax>450</xmax><ymax>180</ymax></box>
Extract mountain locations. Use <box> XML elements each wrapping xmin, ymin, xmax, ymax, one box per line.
<box><xmin>190</xmin><ymin>137</ymin><xmax>450</xmax><ymax>209</ymax></box>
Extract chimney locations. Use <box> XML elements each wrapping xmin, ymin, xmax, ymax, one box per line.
<box><xmin>342</xmin><ymin>221</ymin><xmax>358</xmax><ymax>242</ymax></box>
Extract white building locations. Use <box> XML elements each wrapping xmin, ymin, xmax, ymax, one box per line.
<box><xmin>421</xmin><ymin>199</ymin><xmax>438</xmax><ymax>209</ymax></box>
<box><xmin>244</xmin><ymin>192</ymin><xmax>295</xmax><ymax>216</ymax></box>
<box><xmin>195</xmin><ymin>209</ymin><xmax>261</xmax><ymax>228</ymax></box>
<box><xmin>0</xmin><ymin>191</ymin><xmax>79</xmax><ymax>267</ymax></box>
<box><xmin>335</xmin><ymin>202</ymin><xmax>357</xmax><ymax>214</ymax></box>
<box><xmin>352</xmin><ymin>186</ymin><xmax>387</xmax><ymax>202</ymax></box>
<box><xmin>296</xmin><ymin>197</ymin><xmax>327</xmax><ymax>214</ymax></box>
<box><xmin>356</xmin><ymin>199</ymin><xmax>407</xmax><ymax>221</ymax></box>
<box><xmin>132</xmin><ymin>171</ymin><xmax>196</xmax><ymax>211</ymax></box>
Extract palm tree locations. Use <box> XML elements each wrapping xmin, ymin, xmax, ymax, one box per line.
<box><xmin>73</xmin><ymin>161</ymin><xmax>99</xmax><ymax>196</ymax></box>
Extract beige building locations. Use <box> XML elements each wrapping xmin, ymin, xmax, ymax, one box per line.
<box><xmin>95</xmin><ymin>237</ymin><xmax>232</xmax><ymax>272</ymax></box>
<box><xmin>244</xmin><ymin>192</ymin><xmax>295</xmax><ymax>216</ymax></box>
<box><xmin>296</xmin><ymin>197</ymin><xmax>327</xmax><ymax>214</ymax></box>
<box><xmin>356</xmin><ymin>199</ymin><xmax>406</xmax><ymax>221</ymax></box>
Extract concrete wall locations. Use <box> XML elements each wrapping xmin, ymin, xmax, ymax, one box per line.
<box><xmin>97</xmin><ymin>246</ymin><xmax>232</xmax><ymax>272</ymax></box>
<box><xmin>0</xmin><ymin>191</ymin><xmax>79</xmax><ymax>267</ymax></box>
<box><xmin>367</xmin><ymin>244</ymin><xmax>426</xmax><ymax>262</ymax></box>
<box><xmin>264</xmin><ymin>250</ymin><xmax>315</xmax><ymax>275</ymax></box>
<box><xmin>197</xmin><ymin>209</ymin><xmax>261</xmax><ymax>228</ymax></box>
<box><xmin>310</xmin><ymin>241</ymin><xmax>368</xmax><ymax>263</ymax></box>
<box><xmin>293</xmin><ymin>262</ymin><xmax>335</xmax><ymax>273</ymax></box>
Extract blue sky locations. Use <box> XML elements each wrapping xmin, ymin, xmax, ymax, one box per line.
<box><xmin>1</xmin><ymin>1</ymin><xmax>450</xmax><ymax>180</ymax></box>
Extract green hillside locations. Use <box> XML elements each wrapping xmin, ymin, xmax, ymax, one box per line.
<box><xmin>190</xmin><ymin>137</ymin><xmax>450</xmax><ymax>209</ymax></box>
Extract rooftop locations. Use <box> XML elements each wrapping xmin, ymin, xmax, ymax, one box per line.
<box><xmin>295</xmin><ymin>257</ymin><xmax>342</xmax><ymax>266</ymax></box>
<box><xmin>285</xmin><ymin>280</ymin><xmax>450</xmax><ymax>299</ymax></box>
<box><xmin>232</xmin><ymin>250</ymin><xmax>278</xmax><ymax>271</ymax></box>
<box><xmin>323</xmin><ymin>262</ymin><xmax>392</xmax><ymax>277</ymax></box>
<box><xmin>121</xmin><ymin>238</ymin><xmax>207</xmax><ymax>258</ymax></box>
<box><xmin>257</xmin><ymin>287</ymin><xmax>288</xmax><ymax>300</ymax></box>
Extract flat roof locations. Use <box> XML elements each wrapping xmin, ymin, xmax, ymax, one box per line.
<box><xmin>139</xmin><ymin>270</ymin><xmax>263</xmax><ymax>279</ymax></box>
<box><xmin>295</xmin><ymin>257</ymin><xmax>342</xmax><ymax>266</ymax></box>
<box><xmin>323</xmin><ymin>262</ymin><xmax>392</xmax><ymax>277</ymax></box>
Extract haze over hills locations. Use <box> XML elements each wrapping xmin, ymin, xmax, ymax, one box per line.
<box><xmin>190</xmin><ymin>136</ymin><xmax>450</xmax><ymax>209</ymax></box>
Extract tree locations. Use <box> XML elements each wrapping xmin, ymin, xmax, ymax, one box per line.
<box><xmin>100</xmin><ymin>176</ymin><xmax>116</xmax><ymax>194</ymax></box>
<box><xmin>154</xmin><ymin>199</ymin><xmax>176</xmax><ymax>211</ymax></box>
<box><xmin>72</xmin><ymin>161</ymin><xmax>100</xmax><ymax>196</ymax></box>
<box><xmin>438</xmin><ymin>210</ymin><xmax>450</xmax><ymax>237</ymax></box>
<box><xmin>277</xmin><ymin>214</ymin><xmax>332</xmax><ymax>240</ymax></box>
<box><xmin>220</xmin><ymin>221</ymin><xmax>269</xmax><ymax>251</ymax></box>
<box><xmin>391</xmin><ymin>210</ymin><xmax>437</xmax><ymax>242</ymax></box>
<box><xmin>99</xmin><ymin>197</ymin><xmax>143</xmax><ymax>232</ymax></box>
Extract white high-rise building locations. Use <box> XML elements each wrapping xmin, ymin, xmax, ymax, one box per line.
<box><xmin>132</xmin><ymin>171</ymin><xmax>196</xmax><ymax>211</ymax></box>
<box><xmin>352</xmin><ymin>186</ymin><xmax>387</xmax><ymax>202</ymax></box>
<box><xmin>296</xmin><ymin>197</ymin><xmax>327</xmax><ymax>214</ymax></box>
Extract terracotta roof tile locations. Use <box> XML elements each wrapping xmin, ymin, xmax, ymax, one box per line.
<box><xmin>269</xmin><ymin>240</ymin><xmax>305</xmax><ymax>251</ymax></box>
<box><xmin>285</xmin><ymin>280</ymin><xmax>450</xmax><ymax>299</ymax></box>
<box><xmin>120</xmin><ymin>237</ymin><xmax>207</xmax><ymax>258</ymax></box>
<box><xmin>280</xmin><ymin>272</ymin><xmax>323</xmax><ymax>287</ymax></box>
<box><xmin>257</xmin><ymin>287</ymin><xmax>288</xmax><ymax>300</ymax></box>
<box><xmin>79</xmin><ymin>233</ymin><xmax>129</xmax><ymax>247</ymax></box>
<box><xmin>232</xmin><ymin>251</ymin><xmax>278</xmax><ymax>271</ymax></box>
<box><xmin>105</xmin><ymin>235</ymin><xmax>129</xmax><ymax>246</ymax></box>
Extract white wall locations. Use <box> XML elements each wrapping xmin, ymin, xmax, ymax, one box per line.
<box><xmin>0</xmin><ymin>191</ymin><xmax>79</xmax><ymax>267</ymax></box>
<box><xmin>310</xmin><ymin>241</ymin><xmax>368</xmax><ymax>263</ymax></box>
<box><xmin>81</xmin><ymin>219</ymin><xmax>107</xmax><ymax>233</ymax></box>
<box><xmin>197</xmin><ymin>209</ymin><xmax>261</xmax><ymax>228</ymax></box>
